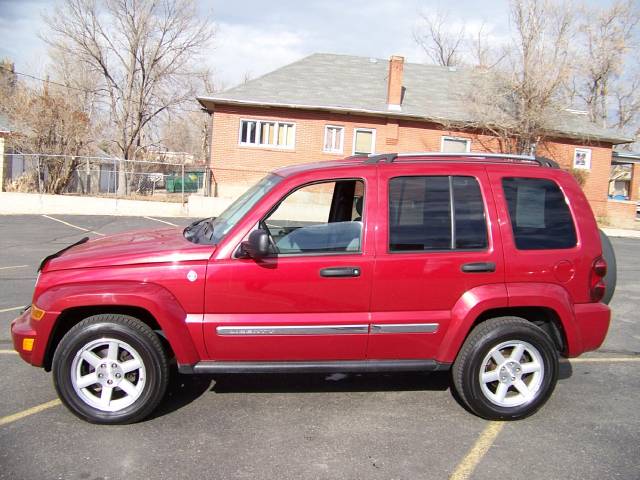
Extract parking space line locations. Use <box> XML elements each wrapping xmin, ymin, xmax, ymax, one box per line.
<box><xmin>562</xmin><ymin>357</ymin><xmax>640</xmax><ymax>363</ymax></box>
<box><xmin>41</xmin><ymin>215</ymin><xmax>106</xmax><ymax>236</ymax></box>
<box><xmin>449</xmin><ymin>422</ymin><xmax>505</xmax><ymax>480</ymax></box>
<box><xmin>0</xmin><ymin>350</ymin><xmax>17</xmax><ymax>354</ymax></box>
<box><xmin>0</xmin><ymin>399</ymin><xmax>61</xmax><ymax>427</ymax></box>
<box><xmin>0</xmin><ymin>265</ymin><xmax>29</xmax><ymax>271</ymax></box>
<box><xmin>0</xmin><ymin>306</ymin><xmax>24</xmax><ymax>313</ymax></box>
<box><xmin>144</xmin><ymin>216</ymin><xmax>178</xmax><ymax>227</ymax></box>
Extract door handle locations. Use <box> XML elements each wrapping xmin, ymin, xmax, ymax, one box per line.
<box><xmin>461</xmin><ymin>262</ymin><xmax>496</xmax><ymax>273</ymax></box>
<box><xmin>319</xmin><ymin>266</ymin><xmax>361</xmax><ymax>278</ymax></box>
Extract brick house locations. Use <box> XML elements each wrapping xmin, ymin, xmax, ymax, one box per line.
<box><xmin>197</xmin><ymin>53</ymin><xmax>637</xmax><ymax>227</ymax></box>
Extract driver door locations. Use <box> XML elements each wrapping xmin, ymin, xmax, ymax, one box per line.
<box><xmin>203</xmin><ymin>174</ymin><xmax>375</xmax><ymax>361</ymax></box>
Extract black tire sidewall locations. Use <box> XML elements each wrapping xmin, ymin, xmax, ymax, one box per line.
<box><xmin>53</xmin><ymin>319</ymin><xmax>166</xmax><ymax>424</ymax></box>
<box><xmin>460</xmin><ymin>324</ymin><xmax>558</xmax><ymax>420</ymax></box>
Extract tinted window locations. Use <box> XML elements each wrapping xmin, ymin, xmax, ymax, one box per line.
<box><xmin>389</xmin><ymin>176</ymin><xmax>487</xmax><ymax>251</ymax></box>
<box><xmin>502</xmin><ymin>177</ymin><xmax>577</xmax><ymax>250</ymax></box>
<box><xmin>453</xmin><ymin>177</ymin><xmax>488</xmax><ymax>249</ymax></box>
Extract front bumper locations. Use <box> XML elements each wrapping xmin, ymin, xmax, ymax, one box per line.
<box><xmin>11</xmin><ymin>307</ymin><xmax>38</xmax><ymax>364</ymax></box>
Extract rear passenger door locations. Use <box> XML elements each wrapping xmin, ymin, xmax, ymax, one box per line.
<box><xmin>368</xmin><ymin>164</ymin><xmax>504</xmax><ymax>360</ymax></box>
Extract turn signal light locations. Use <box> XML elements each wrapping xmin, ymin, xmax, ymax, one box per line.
<box><xmin>31</xmin><ymin>305</ymin><xmax>45</xmax><ymax>321</ymax></box>
<box><xmin>22</xmin><ymin>338</ymin><xmax>35</xmax><ymax>352</ymax></box>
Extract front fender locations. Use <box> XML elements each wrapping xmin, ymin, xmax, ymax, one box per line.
<box><xmin>35</xmin><ymin>281</ymin><xmax>201</xmax><ymax>366</ymax></box>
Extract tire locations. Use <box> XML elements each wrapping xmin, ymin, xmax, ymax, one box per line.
<box><xmin>452</xmin><ymin>317</ymin><xmax>558</xmax><ymax>420</ymax></box>
<box><xmin>599</xmin><ymin>229</ymin><xmax>617</xmax><ymax>305</ymax></box>
<box><xmin>52</xmin><ymin>314</ymin><xmax>169</xmax><ymax>424</ymax></box>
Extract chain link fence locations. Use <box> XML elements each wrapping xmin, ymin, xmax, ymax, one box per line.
<box><xmin>2</xmin><ymin>153</ymin><xmax>209</xmax><ymax>203</ymax></box>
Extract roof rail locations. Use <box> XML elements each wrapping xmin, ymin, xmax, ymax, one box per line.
<box><xmin>364</xmin><ymin>152</ymin><xmax>559</xmax><ymax>168</ymax></box>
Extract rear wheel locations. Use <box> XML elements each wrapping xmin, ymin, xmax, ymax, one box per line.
<box><xmin>452</xmin><ymin>317</ymin><xmax>558</xmax><ymax>420</ymax></box>
<box><xmin>52</xmin><ymin>314</ymin><xmax>168</xmax><ymax>424</ymax></box>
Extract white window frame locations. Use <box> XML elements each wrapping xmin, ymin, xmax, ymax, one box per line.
<box><xmin>323</xmin><ymin>125</ymin><xmax>344</xmax><ymax>154</ymax></box>
<box><xmin>352</xmin><ymin>128</ymin><xmax>376</xmax><ymax>155</ymax></box>
<box><xmin>440</xmin><ymin>136</ymin><xmax>471</xmax><ymax>153</ymax></box>
<box><xmin>238</xmin><ymin>119</ymin><xmax>296</xmax><ymax>150</ymax></box>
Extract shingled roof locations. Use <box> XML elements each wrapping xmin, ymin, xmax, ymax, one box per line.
<box><xmin>198</xmin><ymin>53</ymin><xmax>633</xmax><ymax>145</ymax></box>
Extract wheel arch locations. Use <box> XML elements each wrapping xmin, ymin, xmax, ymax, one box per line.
<box><xmin>43</xmin><ymin>305</ymin><xmax>167</xmax><ymax>371</ymax></box>
<box><xmin>437</xmin><ymin>283</ymin><xmax>575</xmax><ymax>363</ymax></box>
<box><xmin>36</xmin><ymin>281</ymin><xmax>202</xmax><ymax>370</ymax></box>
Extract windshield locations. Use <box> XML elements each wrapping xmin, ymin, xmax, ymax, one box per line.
<box><xmin>184</xmin><ymin>173</ymin><xmax>282</xmax><ymax>244</ymax></box>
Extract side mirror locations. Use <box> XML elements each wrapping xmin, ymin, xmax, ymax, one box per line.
<box><xmin>241</xmin><ymin>229</ymin><xmax>270</xmax><ymax>259</ymax></box>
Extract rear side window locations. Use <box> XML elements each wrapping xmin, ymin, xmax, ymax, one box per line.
<box><xmin>389</xmin><ymin>176</ymin><xmax>487</xmax><ymax>251</ymax></box>
<box><xmin>502</xmin><ymin>177</ymin><xmax>577</xmax><ymax>250</ymax></box>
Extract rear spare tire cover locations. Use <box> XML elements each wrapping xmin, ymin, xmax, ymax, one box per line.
<box><xmin>599</xmin><ymin>229</ymin><xmax>617</xmax><ymax>304</ymax></box>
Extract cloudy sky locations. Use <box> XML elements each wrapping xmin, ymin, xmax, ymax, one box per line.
<box><xmin>0</xmin><ymin>0</ymin><xmax>613</xmax><ymax>91</ymax></box>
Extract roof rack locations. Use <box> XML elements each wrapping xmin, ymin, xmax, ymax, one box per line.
<box><xmin>363</xmin><ymin>152</ymin><xmax>559</xmax><ymax>168</ymax></box>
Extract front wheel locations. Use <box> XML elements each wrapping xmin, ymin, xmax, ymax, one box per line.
<box><xmin>52</xmin><ymin>314</ymin><xmax>169</xmax><ymax>424</ymax></box>
<box><xmin>452</xmin><ymin>317</ymin><xmax>559</xmax><ymax>420</ymax></box>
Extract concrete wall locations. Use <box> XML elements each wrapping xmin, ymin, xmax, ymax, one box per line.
<box><xmin>0</xmin><ymin>192</ymin><xmax>232</xmax><ymax>218</ymax></box>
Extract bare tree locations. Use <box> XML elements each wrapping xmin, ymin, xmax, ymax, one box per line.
<box><xmin>0</xmin><ymin>77</ymin><xmax>93</xmax><ymax>193</ymax></box>
<box><xmin>43</xmin><ymin>0</ymin><xmax>214</xmax><ymax>193</ymax></box>
<box><xmin>454</xmin><ymin>0</ymin><xmax>576</xmax><ymax>155</ymax></box>
<box><xmin>414</xmin><ymin>9</ymin><xmax>467</xmax><ymax>66</ymax></box>
<box><xmin>573</xmin><ymin>0</ymin><xmax>639</xmax><ymax>127</ymax></box>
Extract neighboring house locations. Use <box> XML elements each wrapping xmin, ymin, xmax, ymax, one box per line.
<box><xmin>612</xmin><ymin>151</ymin><xmax>640</xmax><ymax>205</ymax></box>
<box><xmin>197</xmin><ymin>53</ymin><xmax>636</xmax><ymax>226</ymax></box>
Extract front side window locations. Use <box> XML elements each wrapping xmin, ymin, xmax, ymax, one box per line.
<box><xmin>263</xmin><ymin>179</ymin><xmax>365</xmax><ymax>255</ymax></box>
<box><xmin>353</xmin><ymin>128</ymin><xmax>376</xmax><ymax>155</ymax></box>
<box><xmin>323</xmin><ymin>125</ymin><xmax>344</xmax><ymax>153</ymax></box>
<box><xmin>389</xmin><ymin>176</ymin><xmax>487</xmax><ymax>252</ymax></box>
<box><xmin>240</xmin><ymin>119</ymin><xmax>295</xmax><ymax>148</ymax></box>
<box><xmin>502</xmin><ymin>177</ymin><xmax>577</xmax><ymax>250</ymax></box>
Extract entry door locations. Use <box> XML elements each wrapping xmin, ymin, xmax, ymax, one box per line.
<box><xmin>203</xmin><ymin>176</ymin><xmax>375</xmax><ymax>361</ymax></box>
<box><xmin>368</xmin><ymin>164</ymin><xmax>504</xmax><ymax>360</ymax></box>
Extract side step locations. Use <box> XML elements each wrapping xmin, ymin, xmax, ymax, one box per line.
<box><xmin>178</xmin><ymin>359</ymin><xmax>450</xmax><ymax>374</ymax></box>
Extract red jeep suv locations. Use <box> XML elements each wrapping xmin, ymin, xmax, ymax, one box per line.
<box><xmin>11</xmin><ymin>153</ymin><xmax>615</xmax><ymax>424</ymax></box>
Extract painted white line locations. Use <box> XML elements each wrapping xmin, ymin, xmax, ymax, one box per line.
<box><xmin>144</xmin><ymin>216</ymin><xmax>178</xmax><ymax>227</ymax></box>
<box><xmin>0</xmin><ymin>306</ymin><xmax>24</xmax><ymax>313</ymax></box>
<box><xmin>0</xmin><ymin>265</ymin><xmax>29</xmax><ymax>271</ymax></box>
<box><xmin>0</xmin><ymin>399</ymin><xmax>62</xmax><ymax>427</ymax></box>
<box><xmin>41</xmin><ymin>215</ymin><xmax>106</xmax><ymax>236</ymax></box>
<box><xmin>562</xmin><ymin>357</ymin><xmax>640</xmax><ymax>363</ymax></box>
<box><xmin>0</xmin><ymin>350</ymin><xmax>18</xmax><ymax>355</ymax></box>
<box><xmin>449</xmin><ymin>422</ymin><xmax>505</xmax><ymax>480</ymax></box>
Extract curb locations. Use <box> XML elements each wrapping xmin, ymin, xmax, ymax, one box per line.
<box><xmin>601</xmin><ymin>227</ymin><xmax>640</xmax><ymax>239</ymax></box>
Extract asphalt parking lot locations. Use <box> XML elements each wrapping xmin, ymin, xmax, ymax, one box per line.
<box><xmin>0</xmin><ymin>214</ymin><xmax>639</xmax><ymax>480</ymax></box>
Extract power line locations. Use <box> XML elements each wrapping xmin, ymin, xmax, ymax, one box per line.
<box><xmin>0</xmin><ymin>64</ymin><xmax>206</xmax><ymax>114</ymax></box>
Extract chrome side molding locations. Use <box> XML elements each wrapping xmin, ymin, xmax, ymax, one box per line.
<box><xmin>216</xmin><ymin>325</ymin><xmax>369</xmax><ymax>336</ymax></box>
<box><xmin>371</xmin><ymin>323</ymin><xmax>439</xmax><ymax>334</ymax></box>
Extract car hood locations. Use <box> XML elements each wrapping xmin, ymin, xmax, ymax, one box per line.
<box><xmin>44</xmin><ymin>227</ymin><xmax>214</xmax><ymax>271</ymax></box>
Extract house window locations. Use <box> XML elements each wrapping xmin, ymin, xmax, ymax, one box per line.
<box><xmin>353</xmin><ymin>128</ymin><xmax>376</xmax><ymax>155</ymax></box>
<box><xmin>323</xmin><ymin>125</ymin><xmax>344</xmax><ymax>153</ymax></box>
<box><xmin>441</xmin><ymin>136</ymin><xmax>471</xmax><ymax>153</ymax></box>
<box><xmin>573</xmin><ymin>148</ymin><xmax>592</xmax><ymax>170</ymax></box>
<box><xmin>239</xmin><ymin>119</ymin><xmax>295</xmax><ymax>149</ymax></box>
